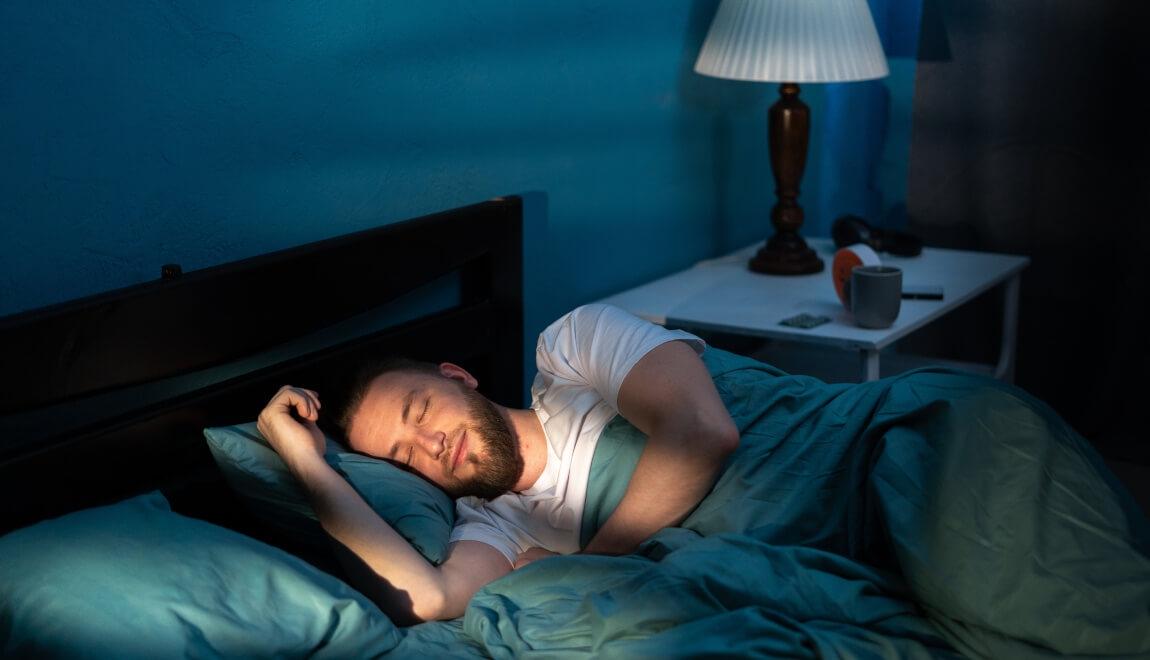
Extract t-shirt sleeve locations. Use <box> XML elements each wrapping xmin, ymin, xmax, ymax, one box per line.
<box><xmin>534</xmin><ymin>303</ymin><xmax>705</xmax><ymax>411</ymax></box>
<box><xmin>449</xmin><ymin>498</ymin><xmax>532</xmax><ymax>566</ymax></box>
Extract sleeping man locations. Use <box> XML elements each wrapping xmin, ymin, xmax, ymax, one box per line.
<box><xmin>258</xmin><ymin>303</ymin><xmax>739</xmax><ymax>624</ymax></box>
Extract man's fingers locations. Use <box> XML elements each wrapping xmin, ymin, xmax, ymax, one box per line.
<box><xmin>291</xmin><ymin>388</ymin><xmax>319</xmax><ymax>421</ymax></box>
<box><xmin>513</xmin><ymin>547</ymin><xmax>558</xmax><ymax>570</ymax></box>
<box><xmin>303</xmin><ymin>389</ymin><xmax>321</xmax><ymax>409</ymax></box>
<box><xmin>270</xmin><ymin>385</ymin><xmax>322</xmax><ymax>421</ymax></box>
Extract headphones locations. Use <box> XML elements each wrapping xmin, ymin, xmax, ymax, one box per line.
<box><xmin>831</xmin><ymin>215</ymin><xmax>923</xmax><ymax>257</ymax></box>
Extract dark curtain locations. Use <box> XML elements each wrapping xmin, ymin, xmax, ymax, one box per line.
<box><xmin>905</xmin><ymin>0</ymin><xmax>1150</xmax><ymax>462</ymax></box>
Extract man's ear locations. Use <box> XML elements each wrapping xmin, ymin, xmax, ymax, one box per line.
<box><xmin>438</xmin><ymin>362</ymin><xmax>479</xmax><ymax>389</ymax></box>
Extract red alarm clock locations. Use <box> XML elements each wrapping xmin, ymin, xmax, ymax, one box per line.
<box><xmin>832</xmin><ymin>244</ymin><xmax>881</xmax><ymax>308</ymax></box>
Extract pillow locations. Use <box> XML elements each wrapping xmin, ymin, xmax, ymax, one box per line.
<box><xmin>0</xmin><ymin>491</ymin><xmax>401</xmax><ymax>658</ymax></box>
<box><xmin>204</xmin><ymin>422</ymin><xmax>454</xmax><ymax>564</ymax></box>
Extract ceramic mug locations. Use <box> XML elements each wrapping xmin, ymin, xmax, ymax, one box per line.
<box><xmin>849</xmin><ymin>265</ymin><xmax>902</xmax><ymax>329</ymax></box>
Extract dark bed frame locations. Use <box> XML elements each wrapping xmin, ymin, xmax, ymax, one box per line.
<box><xmin>0</xmin><ymin>197</ymin><xmax>524</xmax><ymax>540</ymax></box>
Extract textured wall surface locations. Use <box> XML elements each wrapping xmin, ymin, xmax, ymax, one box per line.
<box><xmin>0</xmin><ymin>1</ymin><xmax>917</xmax><ymax>400</ymax></box>
<box><xmin>1</xmin><ymin>2</ymin><xmax>723</xmax><ymax>323</ymax></box>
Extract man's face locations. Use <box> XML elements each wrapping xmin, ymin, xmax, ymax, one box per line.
<box><xmin>345</xmin><ymin>369</ymin><xmax>522</xmax><ymax>499</ymax></box>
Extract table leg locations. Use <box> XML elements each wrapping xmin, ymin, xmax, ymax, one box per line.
<box><xmin>993</xmin><ymin>273</ymin><xmax>1021</xmax><ymax>382</ymax></box>
<box><xmin>860</xmin><ymin>349</ymin><xmax>881</xmax><ymax>381</ymax></box>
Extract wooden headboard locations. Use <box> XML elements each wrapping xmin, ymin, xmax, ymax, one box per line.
<box><xmin>0</xmin><ymin>197</ymin><xmax>524</xmax><ymax>536</ymax></box>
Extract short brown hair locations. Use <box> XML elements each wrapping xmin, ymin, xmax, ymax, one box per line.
<box><xmin>331</xmin><ymin>357</ymin><xmax>439</xmax><ymax>438</ymax></box>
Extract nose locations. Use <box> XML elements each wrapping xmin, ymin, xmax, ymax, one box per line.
<box><xmin>412</xmin><ymin>427</ymin><xmax>446</xmax><ymax>459</ymax></box>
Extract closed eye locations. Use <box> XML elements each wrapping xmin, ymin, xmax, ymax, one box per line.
<box><xmin>418</xmin><ymin>397</ymin><xmax>430</xmax><ymax>423</ymax></box>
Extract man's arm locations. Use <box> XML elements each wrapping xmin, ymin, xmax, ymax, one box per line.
<box><xmin>581</xmin><ymin>340</ymin><xmax>739</xmax><ymax>556</ymax></box>
<box><xmin>257</xmin><ymin>386</ymin><xmax>511</xmax><ymax>623</ymax></box>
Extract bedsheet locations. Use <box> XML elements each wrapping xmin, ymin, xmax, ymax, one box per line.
<box><xmin>439</xmin><ymin>349</ymin><xmax>1150</xmax><ymax>658</ymax></box>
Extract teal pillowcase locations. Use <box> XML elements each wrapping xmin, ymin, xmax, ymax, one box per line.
<box><xmin>0</xmin><ymin>491</ymin><xmax>401</xmax><ymax>659</ymax></box>
<box><xmin>204</xmin><ymin>422</ymin><xmax>454</xmax><ymax>564</ymax></box>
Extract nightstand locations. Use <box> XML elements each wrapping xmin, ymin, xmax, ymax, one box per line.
<box><xmin>598</xmin><ymin>238</ymin><xmax>1030</xmax><ymax>382</ymax></box>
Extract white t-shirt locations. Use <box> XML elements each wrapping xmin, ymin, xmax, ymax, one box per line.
<box><xmin>449</xmin><ymin>303</ymin><xmax>704</xmax><ymax>565</ymax></box>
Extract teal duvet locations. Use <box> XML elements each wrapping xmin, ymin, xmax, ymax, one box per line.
<box><xmin>452</xmin><ymin>348</ymin><xmax>1150</xmax><ymax>658</ymax></box>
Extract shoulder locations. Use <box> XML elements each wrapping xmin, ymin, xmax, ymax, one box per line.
<box><xmin>537</xmin><ymin>304</ymin><xmax>685</xmax><ymax>357</ymax></box>
<box><xmin>538</xmin><ymin>304</ymin><xmax>632</xmax><ymax>342</ymax></box>
<box><xmin>451</xmin><ymin>494</ymin><xmax>541</xmax><ymax>565</ymax></box>
<box><xmin>534</xmin><ymin>304</ymin><xmax>705</xmax><ymax>409</ymax></box>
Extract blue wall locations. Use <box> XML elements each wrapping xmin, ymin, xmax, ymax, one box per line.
<box><xmin>0</xmin><ymin>1</ymin><xmax>918</xmax><ymax>387</ymax></box>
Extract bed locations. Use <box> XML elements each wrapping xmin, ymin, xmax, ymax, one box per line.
<box><xmin>0</xmin><ymin>197</ymin><xmax>522</xmax><ymax>655</ymax></box>
<box><xmin>2</xmin><ymin>196</ymin><xmax>1148</xmax><ymax>659</ymax></box>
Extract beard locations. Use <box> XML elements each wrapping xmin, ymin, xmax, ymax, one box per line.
<box><xmin>448</xmin><ymin>384</ymin><xmax>523</xmax><ymax>500</ymax></box>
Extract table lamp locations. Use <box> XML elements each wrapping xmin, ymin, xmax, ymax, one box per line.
<box><xmin>695</xmin><ymin>0</ymin><xmax>889</xmax><ymax>275</ymax></box>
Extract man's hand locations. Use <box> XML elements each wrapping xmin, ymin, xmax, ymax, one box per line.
<box><xmin>513</xmin><ymin>547</ymin><xmax>558</xmax><ymax>570</ymax></box>
<box><xmin>257</xmin><ymin>385</ymin><xmax>326</xmax><ymax>465</ymax></box>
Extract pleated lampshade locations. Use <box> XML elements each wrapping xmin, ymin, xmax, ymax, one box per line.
<box><xmin>694</xmin><ymin>0</ymin><xmax>889</xmax><ymax>83</ymax></box>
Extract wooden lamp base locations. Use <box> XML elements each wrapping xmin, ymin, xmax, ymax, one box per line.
<box><xmin>749</xmin><ymin>82</ymin><xmax>825</xmax><ymax>276</ymax></box>
<box><xmin>748</xmin><ymin>231</ymin><xmax>824</xmax><ymax>275</ymax></box>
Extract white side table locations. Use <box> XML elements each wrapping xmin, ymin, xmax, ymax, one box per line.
<box><xmin>598</xmin><ymin>238</ymin><xmax>1030</xmax><ymax>382</ymax></box>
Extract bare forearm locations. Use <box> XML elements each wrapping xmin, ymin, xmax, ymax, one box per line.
<box><xmin>284</xmin><ymin>452</ymin><xmax>448</xmax><ymax>622</ymax></box>
<box><xmin>590</xmin><ymin>339</ymin><xmax>740</xmax><ymax>556</ymax></box>
<box><xmin>583</xmin><ymin>427</ymin><xmax>732</xmax><ymax>555</ymax></box>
